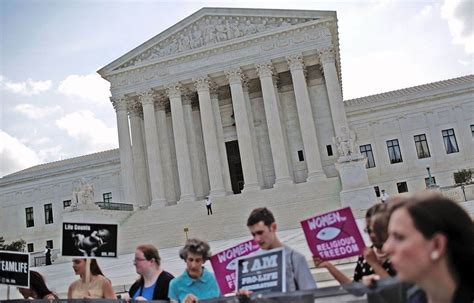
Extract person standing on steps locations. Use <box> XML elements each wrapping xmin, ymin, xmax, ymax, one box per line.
<box><xmin>205</xmin><ymin>196</ymin><xmax>213</xmax><ymax>215</ymax></box>
<box><xmin>44</xmin><ymin>245</ymin><xmax>52</xmax><ymax>266</ymax></box>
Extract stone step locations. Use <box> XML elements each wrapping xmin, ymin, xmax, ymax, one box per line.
<box><xmin>118</xmin><ymin>179</ymin><xmax>343</xmax><ymax>253</ymax></box>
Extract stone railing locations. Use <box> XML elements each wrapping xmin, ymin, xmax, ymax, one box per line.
<box><xmin>95</xmin><ymin>201</ymin><xmax>134</xmax><ymax>211</ymax></box>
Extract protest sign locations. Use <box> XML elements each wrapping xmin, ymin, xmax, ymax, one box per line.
<box><xmin>210</xmin><ymin>239</ymin><xmax>260</xmax><ymax>294</ymax></box>
<box><xmin>236</xmin><ymin>247</ymin><xmax>285</xmax><ymax>293</ymax></box>
<box><xmin>62</xmin><ymin>222</ymin><xmax>118</xmax><ymax>258</ymax></box>
<box><xmin>0</xmin><ymin>251</ymin><xmax>29</xmax><ymax>287</ymax></box>
<box><xmin>301</xmin><ymin>207</ymin><xmax>365</xmax><ymax>261</ymax></box>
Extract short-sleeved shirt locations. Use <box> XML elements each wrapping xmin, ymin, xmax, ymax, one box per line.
<box><xmin>353</xmin><ymin>254</ymin><xmax>396</xmax><ymax>282</ymax></box>
<box><xmin>132</xmin><ymin>281</ymin><xmax>156</xmax><ymax>300</ymax></box>
<box><xmin>168</xmin><ymin>267</ymin><xmax>220</xmax><ymax>302</ymax></box>
<box><xmin>283</xmin><ymin>246</ymin><xmax>317</xmax><ymax>291</ymax></box>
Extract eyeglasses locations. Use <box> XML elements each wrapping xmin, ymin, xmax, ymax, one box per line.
<box><xmin>133</xmin><ymin>258</ymin><xmax>148</xmax><ymax>263</ymax></box>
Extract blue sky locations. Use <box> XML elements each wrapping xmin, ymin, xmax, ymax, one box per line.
<box><xmin>1</xmin><ymin>0</ymin><xmax>472</xmax><ymax>177</ymax></box>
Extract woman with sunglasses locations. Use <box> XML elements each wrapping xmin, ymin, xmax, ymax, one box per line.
<box><xmin>67</xmin><ymin>258</ymin><xmax>116</xmax><ymax>299</ymax></box>
<box><xmin>127</xmin><ymin>244</ymin><xmax>174</xmax><ymax>301</ymax></box>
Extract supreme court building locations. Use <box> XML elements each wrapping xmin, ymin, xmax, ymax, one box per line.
<box><xmin>1</xmin><ymin>8</ymin><xmax>473</xmax><ymax>255</ymax></box>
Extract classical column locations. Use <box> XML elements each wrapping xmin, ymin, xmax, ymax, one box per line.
<box><xmin>256</xmin><ymin>62</ymin><xmax>293</xmax><ymax>185</ymax></box>
<box><xmin>194</xmin><ymin>76</ymin><xmax>226</xmax><ymax>196</ymax></box>
<box><xmin>139</xmin><ymin>90</ymin><xmax>167</xmax><ymax>207</ymax></box>
<box><xmin>287</xmin><ymin>54</ymin><xmax>325</xmax><ymax>181</ymax></box>
<box><xmin>167</xmin><ymin>83</ymin><xmax>196</xmax><ymax>202</ymax></box>
<box><xmin>225</xmin><ymin>68</ymin><xmax>261</xmax><ymax>191</ymax></box>
<box><xmin>128</xmin><ymin>99</ymin><xmax>150</xmax><ymax>208</ymax></box>
<box><xmin>111</xmin><ymin>96</ymin><xmax>138</xmax><ymax>207</ymax></box>
<box><xmin>319</xmin><ymin>48</ymin><xmax>348</xmax><ymax>138</ymax></box>
<box><xmin>155</xmin><ymin>95</ymin><xmax>177</xmax><ymax>203</ymax></box>
<box><xmin>242</xmin><ymin>77</ymin><xmax>265</xmax><ymax>187</ymax></box>
<box><xmin>209</xmin><ymin>82</ymin><xmax>233</xmax><ymax>194</ymax></box>
<box><xmin>182</xmin><ymin>90</ymin><xmax>206</xmax><ymax>198</ymax></box>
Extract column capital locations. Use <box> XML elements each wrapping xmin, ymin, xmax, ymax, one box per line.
<box><xmin>128</xmin><ymin>99</ymin><xmax>143</xmax><ymax>118</ymax></box>
<box><xmin>286</xmin><ymin>54</ymin><xmax>305</xmax><ymax>71</ymax></box>
<box><xmin>111</xmin><ymin>96</ymin><xmax>128</xmax><ymax>111</ymax></box>
<box><xmin>182</xmin><ymin>89</ymin><xmax>193</xmax><ymax>106</ymax></box>
<box><xmin>225</xmin><ymin>68</ymin><xmax>243</xmax><ymax>85</ymax></box>
<box><xmin>209</xmin><ymin>81</ymin><xmax>219</xmax><ymax>98</ymax></box>
<box><xmin>193</xmin><ymin>76</ymin><xmax>210</xmax><ymax>92</ymax></box>
<box><xmin>318</xmin><ymin>47</ymin><xmax>335</xmax><ymax>65</ymax></box>
<box><xmin>255</xmin><ymin>61</ymin><xmax>274</xmax><ymax>78</ymax></box>
<box><xmin>166</xmin><ymin>82</ymin><xmax>182</xmax><ymax>99</ymax></box>
<box><xmin>156</xmin><ymin>93</ymin><xmax>168</xmax><ymax>110</ymax></box>
<box><xmin>138</xmin><ymin>89</ymin><xmax>155</xmax><ymax>105</ymax></box>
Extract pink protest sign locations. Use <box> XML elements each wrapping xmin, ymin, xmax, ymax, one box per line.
<box><xmin>301</xmin><ymin>207</ymin><xmax>365</xmax><ymax>261</ymax></box>
<box><xmin>210</xmin><ymin>239</ymin><xmax>260</xmax><ymax>294</ymax></box>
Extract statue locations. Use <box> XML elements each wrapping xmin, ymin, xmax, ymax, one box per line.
<box><xmin>68</xmin><ymin>178</ymin><xmax>96</xmax><ymax>210</ymax></box>
<box><xmin>334</xmin><ymin>126</ymin><xmax>363</xmax><ymax>162</ymax></box>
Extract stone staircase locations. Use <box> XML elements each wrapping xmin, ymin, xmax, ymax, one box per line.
<box><xmin>118</xmin><ymin>178</ymin><xmax>343</xmax><ymax>253</ymax></box>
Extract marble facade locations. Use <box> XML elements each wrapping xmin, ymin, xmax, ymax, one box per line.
<box><xmin>1</xmin><ymin>8</ymin><xmax>473</xmax><ymax>255</ymax></box>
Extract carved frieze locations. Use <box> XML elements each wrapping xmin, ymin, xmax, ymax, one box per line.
<box><xmin>118</xmin><ymin>16</ymin><xmax>317</xmax><ymax>69</ymax></box>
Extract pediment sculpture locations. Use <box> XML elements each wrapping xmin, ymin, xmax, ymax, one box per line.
<box><xmin>118</xmin><ymin>15</ymin><xmax>317</xmax><ymax>69</ymax></box>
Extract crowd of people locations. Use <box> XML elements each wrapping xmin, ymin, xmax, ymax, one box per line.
<box><xmin>15</xmin><ymin>192</ymin><xmax>473</xmax><ymax>303</ymax></box>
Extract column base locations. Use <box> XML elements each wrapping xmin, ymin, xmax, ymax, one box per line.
<box><xmin>274</xmin><ymin>177</ymin><xmax>294</xmax><ymax>187</ymax></box>
<box><xmin>306</xmin><ymin>171</ymin><xmax>326</xmax><ymax>182</ymax></box>
<box><xmin>178</xmin><ymin>194</ymin><xmax>196</xmax><ymax>203</ymax></box>
<box><xmin>149</xmin><ymin>198</ymin><xmax>168</xmax><ymax>209</ymax></box>
<box><xmin>242</xmin><ymin>182</ymin><xmax>261</xmax><ymax>193</ymax></box>
<box><xmin>209</xmin><ymin>188</ymin><xmax>227</xmax><ymax>197</ymax></box>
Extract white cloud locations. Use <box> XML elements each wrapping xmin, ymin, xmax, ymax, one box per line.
<box><xmin>2</xmin><ymin>78</ymin><xmax>52</xmax><ymax>96</ymax></box>
<box><xmin>0</xmin><ymin>130</ymin><xmax>42</xmax><ymax>177</ymax></box>
<box><xmin>14</xmin><ymin>104</ymin><xmax>61</xmax><ymax>119</ymax></box>
<box><xmin>56</xmin><ymin>110</ymin><xmax>117</xmax><ymax>151</ymax></box>
<box><xmin>57</xmin><ymin>73</ymin><xmax>111</xmax><ymax>105</ymax></box>
<box><xmin>441</xmin><ymin>0</ymin><xmax>474</xmax><ymax>53</ymax></box>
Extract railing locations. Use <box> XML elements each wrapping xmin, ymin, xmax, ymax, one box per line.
<box><xmin>94</xmin><ymin>202</ymin><xmax>134</xmax><ymax>211</ymax></box>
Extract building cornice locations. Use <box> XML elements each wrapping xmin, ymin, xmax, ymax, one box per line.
<box><xmin>344</xmin><ymin>75</ymin><xmax>474</xmax><ymax>115</ymax></box>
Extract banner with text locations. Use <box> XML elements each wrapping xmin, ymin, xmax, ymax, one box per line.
<box><xmin>236</xmin><ymin>247</ymin><xmax>285</xmax><ymax>293</ymax></box>
<box><xmin>301</xmin><ymin>207</ymin><xmax>365</xmax><ymax>261</ymax></box>
<box><xmin>0</xmin><ymin>250</ymin><xmax>29</xmax><ymax>287</ymax></box>
<box><xmin>62</xmin><ymin>222</ymin><xmax>118</xmax><ymax>258</ymax></box>
<box><xmin>210</xmin><ymin>239</ymin><xmax>260</xmax><ymax>294</ymax></box>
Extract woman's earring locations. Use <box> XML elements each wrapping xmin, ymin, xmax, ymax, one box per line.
<box><xmin>430</xmin><ymin>250</ymin><xmax>439</xmax><ymax>261</ymax></box>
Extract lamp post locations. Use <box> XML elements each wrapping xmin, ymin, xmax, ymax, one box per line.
<box><xmin>426</xmin><ymin>166</ymin><xmax>435</xmax><ymax>189</ymax></box>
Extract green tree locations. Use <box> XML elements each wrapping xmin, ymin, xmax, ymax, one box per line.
<box><xmin>454</xmin><ymin>169</ymin><xmax>473</xmax><ymax>185</ymax></box>
<box><xmin>0</xmin><ymin>236</ymin><xmax>26</xmax><ymax>252</ymax></box>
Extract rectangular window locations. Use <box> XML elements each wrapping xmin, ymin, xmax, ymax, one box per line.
<box><xmin>424</xmin><ymin>176</ymin><xmax>436</xmax><ymax>188</ymax></box>
<box><xmin>387</xmin><ymin>139</ymin><xmax>403</xmax><ymax>163</ymax></box>
<box><xmin>397</xmin><ymin>181</ymin><xmax>408</xmax><ymax>193</ymax></box>
<box><xmin>297</xmin><ymin>150</ymin><xmax>304</xmax><ymax>162</ymax></box>
<box><xmin>44</xmin><ymin>203</ymin><xmax>53</xmax><ymax>224</ymax></box>
<box><xmin>63</xmin><ymin>200</ymin><xmax>71</xmax><ymax>209</ymax></box>
<box><xmin>442</xmin><ymin>128</ymin><xmax>459</xmax><ymax>153</ymax></box>
<box><xmin>414</xmin><ymin>134</ymin><xmax>431</xmax><ymax>159</ymax></box>
<box><xmin>374</xmin><ymin>186</ymin><xmax>381</xmax><ymax>197</ymax></box>
<box><xmin>46</xmin><ymin>240</ymin><xmax>53</xmax><ymax>249</ymax></box>
<box><xmin>103</xmin><ymin>192</ymin><xmax>112</xmax><ymax>203</ymax></box>
<box><xmin>326</xmin><ymin>145</ymin><xmax>333</xmax><ymax>156</ymax></box>
<box><xmin>470</xmin><ymin>124</ymin><xmax>474</xmax><ymax>137</ymax></box>
<box><xmin>25</xmin><ymin>207</ymin><xmax>34</xmax><ymax>228</ymax></box>
<box><xmin>360</xmin><ymin>144</ymin><xmax>376</xmax><ymax>168</ymax></box>
<box><xmin>27</xmin><ymin>243</ymin><xmax>34</xmax><ymax>252</ymax></box>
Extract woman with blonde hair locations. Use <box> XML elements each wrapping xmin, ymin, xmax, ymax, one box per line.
<box><xmin>67</xmin><ymin>258</ymin><xmax>116</xmax><ymax>299</ymax></box>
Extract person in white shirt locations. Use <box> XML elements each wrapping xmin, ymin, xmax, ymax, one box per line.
<box><xmin>380</xmin><ymin>190</ymin><xmax>389</xmax><ymax>203</ymax></box>
<box><xmin>205</xmin><ymin>196</ymin><xmax>213</xmax><ymax>215</ymax></box>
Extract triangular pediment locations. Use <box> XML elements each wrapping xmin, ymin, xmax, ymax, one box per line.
<box><xmin>98</xmin><ymin>8</ymin><xmax>336</xmax><ymax>75</ymax></box>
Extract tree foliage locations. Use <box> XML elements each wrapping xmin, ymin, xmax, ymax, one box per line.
<box><xmin>0</xmin><ymin>236</ymin><xmax>26</xmax><ymax>252</ymax></box>
<box><xmin>454</xmin><ymin>169</ymin><xmax>473</xmax><ymax>185</ymax></box>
